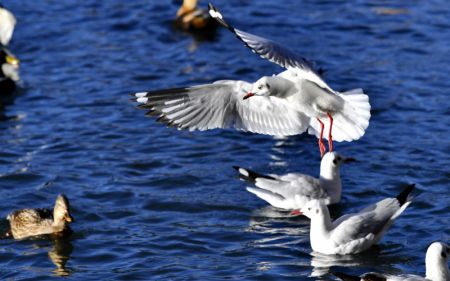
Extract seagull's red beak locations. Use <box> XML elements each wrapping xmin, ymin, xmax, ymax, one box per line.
<box><xmin>291</xmin><ymin>209</ymin><xmax>303</xmax><ymax>216</ymax></box>
<box><xmin>243</xmin><ymin>92</ymin><xmax>255</xmax><ymax>100</ymax></box>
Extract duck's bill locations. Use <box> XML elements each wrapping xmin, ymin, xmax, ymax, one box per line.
<box><xmin>6</xmin><ymin>55</ymin><xmax>19</xmax><ymax>66</ymax></box>
<box><xmin>65</xmin><ymin>214</ymin><xmax>75</xmax><ymax>223</ymax></box>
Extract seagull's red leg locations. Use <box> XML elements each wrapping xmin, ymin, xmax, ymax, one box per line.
<box><xmin>327</xmin><ymin>113</ymin><xmax>334</xmax><ymax>152</ymax></box>
<box><xmin>316</xmin><ymin>118</ymin><xmax>326</xmax><ymax>157</ymax></box>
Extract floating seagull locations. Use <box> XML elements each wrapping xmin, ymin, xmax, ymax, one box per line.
<box><xmin>332</xmin><ymin>242</ymin><xmax>450</xmax><ymax>281</ymax></box>
<box><xmin>0</xmin><ymin>4</ymin><xmax>16</xmax><ymax>46</ymax></box>
<box><xmin>292</xmin><ymin>184</ymin><xmax>414</xmax><ymax>255</ymax></box>
<box><xmin>234</xmin><ymin>152</ymin><xmax>355</xmax><ymax>210</ymax></box>
<box><xmin>132</xmin><ymin>4</ymin><xmax>370</xmax><ymax>157</ymax></box>
<box><xmin>175</xmin><ymin>0</ymin><xmax>217</xmax><ymax>32</ymax></box>
<box><xmin>5</xmin><ymin>194</ymin><xmax>74</xmax><ymax>239</ymax></box>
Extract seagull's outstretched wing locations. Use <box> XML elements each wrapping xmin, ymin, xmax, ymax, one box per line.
<box><xmin>0</xmin><ymin>6</ymin><xmax>16</xmax><ymax>46</ymax></box>
<box><xmin>208</xmin><ymin>4</ymin><xmax>315</xmax><ymax>72</ymax></box>
<box><xmin>133</xmin><ymin>80</ymin><xmax>310</xmax><ymax>136</ymax></box>
<box><xmin>208</xmin><ymin>4</ymin><xmax>331</xmax><ymax>91</ymax></box>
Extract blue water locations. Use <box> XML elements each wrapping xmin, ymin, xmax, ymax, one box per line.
<box><xmin>1</xmin><ymin>0</ymin><xmax>449</xmax><ymax>280</ymax></box>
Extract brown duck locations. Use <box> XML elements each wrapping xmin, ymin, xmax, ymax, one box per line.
<box><xmin>6</xmin><ymin>194</ymin><xmax>74</xmax><ymax>239</ymax></box>
<box><xmin>175</xmin><ymin>0</ymin><xmax>216</xmax><ymax>31</ymax></box>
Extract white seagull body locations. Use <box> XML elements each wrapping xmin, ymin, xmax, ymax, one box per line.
<box><xmin>333</xmin><ymin>242</ymin><xmax>450</xmax><ymax>281</ymax></box>
<box><xmin>132</xmin><ymin>5</ymin><xmax>370</xmax><ymax>156</ymax></box>
<box><xmin>0</xmin><ymin>5</ymin><xmax>16</xmax><ymax>46</ymax></box>
<box><xmin>296</xmin><ymin>184</ymin><xmax>414</xmax><ymax>255</ymax></box>
<box><xmin>234</xmin><ymin>152</ymin><xmax>354</xmax><ymax>210</ymax></box>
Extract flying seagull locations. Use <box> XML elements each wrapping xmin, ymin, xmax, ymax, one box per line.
<box><xmin>132</xmin><ymin>4</ymin><xmax>370</xmax><ymax>157</ymax></box>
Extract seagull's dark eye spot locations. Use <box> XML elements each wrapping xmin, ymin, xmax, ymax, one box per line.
<box><xmin>258</xmin><ymin>85</ymin><xmax>263</xmax><ymax>90</ymax></box>
<box><xmin>266</xmin><ymin>83</ymin><xmax>270</xmax><ymax>89</ymax></box>
<box><xmin>308</xmin><ymin>207</ymin><xmax>311</xmax><ymax>211</ymax></box>
<box><xmin>441</xmin><ymin>251</ymin><xmax>447</xmax><ymax>258</ymax></box>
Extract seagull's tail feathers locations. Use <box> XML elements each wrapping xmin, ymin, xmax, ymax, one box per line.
<box><xmin>233</xmin><ymin>166</ymin><xmax>275</xmax><ymax>183</ymax></box>
<box><xmin>309</xmin><ymin>88</ymin><xmax>370</xmax><ymax>142</ymax></box>
<box><xmin>333</xmin><ymin>88</ymin><xmax>371</xmax><ymax>142</ymax></box>
<box><xmin>391</xmin><ymin>183</ymin><xmax>415</xmax><ymax>220</ymax></box>
<box><xmin>246</xmin><ymin>187</ymin><xmax>285</xmax><ymax>209</ymax></box>
<box><xmin>331</xmin><ymin>271</ymin><xmax>360</xmax><ymax>281</ymax></box>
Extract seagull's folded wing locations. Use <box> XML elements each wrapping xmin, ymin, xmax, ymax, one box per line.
<box><xmin>257</xmin><ymin>173</ymin><xmax>326</xmax><ymax>200</ymax></box>
<box><xmin>134</xmin><ymin>80</ymin><xmax>309</xmax><ymax>136</ymax></box>
<box><xmin>330</xmin><ymin>198</ymin><xmax>400</xmax><ymax>246</ymax></box>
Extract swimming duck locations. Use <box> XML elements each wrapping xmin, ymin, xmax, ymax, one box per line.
<box><xmin>6</xmin><ymin>194</ymin><xmax>74</xmax><ymax>239</ymax></box>
<box><xmin>0</xmin><ymin>47</ymin><xmax>19</xmax><ymax>100</ymax></box>
<box><xmin>0</xmin><ymin>4</ymin><xmax>16</xmax><ymax>46</ymax></box>
<box><xmin>175</xmin><ymin>0</ymin><xmax>216</xmax><ymax>31</ymax></box>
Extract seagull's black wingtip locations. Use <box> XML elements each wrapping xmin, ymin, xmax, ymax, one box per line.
<box><xmin>207</xmin><ymin>3</ymin><xmax>231</xmax><ymax>30</ymax></box>
<box><xmin>396</xmin><ymin>183</ymin><xmax>415</xmax><ymax>206</ymax></box>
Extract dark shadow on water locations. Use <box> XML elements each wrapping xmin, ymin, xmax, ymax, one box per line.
<box><xmin>0</xmin><ymin>106</ymin><xmax>20</xmax><ymax>122</ymax></box>
<box><xmin>172</xmin><ymin>20</ymin><xmax>219</xmax><ymax>42</ymax></box>
<box><xmin>0</xmin><ymin>84</ymin><xmax>26</xmax><ymax>122</ymax></box>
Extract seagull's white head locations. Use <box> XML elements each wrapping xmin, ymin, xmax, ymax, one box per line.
<box><xmin>321</xmin><ymin>152</ymin><xmax>355</xmax><ymax>169</ymax></box>
<box><xmin>244</xmin><ymin>76</ymin><xmax>272</xmax><ymax>100</ymax></box>
<box><xmin>425</xmin><ymin>242</ymin><xmax>450</xmax><ymax>280</ymax></box>
<box><xmin>294</xmin><ymin>199</ymin><xmax>327</xmax><ymax>219</ymax></box>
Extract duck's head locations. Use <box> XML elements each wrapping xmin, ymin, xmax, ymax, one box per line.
<box><xmin>53</xmin><ymin>194</ymin><xmax>74</xmax><ymax>224</ymax></box>
<box><xmin>177</xmin><ymin>0</ymin><xmax>198</xmax><ymax>17</ymax></box>
<box><xmin>1</xmin><ymin>47</ymin><xmax>20</xmax><ymax>81</ymax></box>
<box><xmin>0</xmin><ymin>47</ymin><xmax>19</xmax><ymax>67</ymax></box>
<box><xmin>244</xmin><ymin>76</ymin><xmax>272</xmax><ymax>100</ymax></box>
